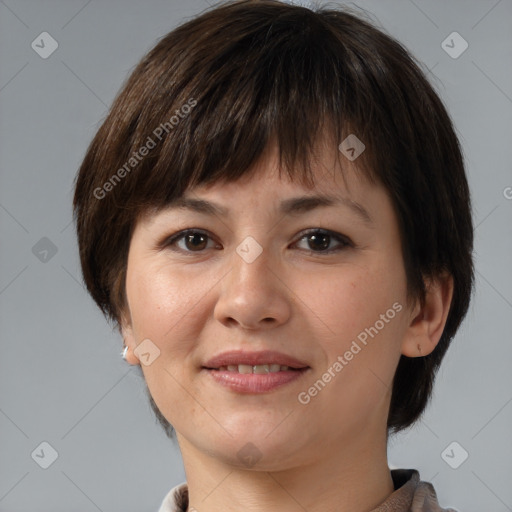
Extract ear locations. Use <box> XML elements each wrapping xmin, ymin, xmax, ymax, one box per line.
<box><xmin>401</xmin><ymin>272</ymin><xmax>454</xmax><ymax>357</ymax></box>
<box><xmin>119</xmin><ymin>310</ymin><xmax>141</xmax><ymax>366</ymax></box>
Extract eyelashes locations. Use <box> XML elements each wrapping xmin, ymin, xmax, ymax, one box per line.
<box><xmin>160</xmin><ymin>228</ymin><xmax>353</xmax><ymax>256</ymax></box>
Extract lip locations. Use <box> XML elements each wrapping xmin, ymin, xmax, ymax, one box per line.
<box><xmin>204</xmin><ymin>367</ymin><xmax>310</xmax><ymax>393</ymax></box>
<box><xmin>202</xmin><ymin>350</ymin><xmax>311</xmax><ymax>394</ymax></box>
<box><xmin>203</xmin><ymin>350</ymin><xmax>310</xmax><ymax>370</ymax></box>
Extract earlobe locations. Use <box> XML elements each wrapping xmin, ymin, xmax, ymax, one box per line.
<box><xmin>401</xmin><ymin>272</ymin><xmax>454</xmax><ymax>358</ymax></box>
<box><xmin>119</xmin><ymin>314</ymin><xmax>141</xmax><ymax>366</ymax></box>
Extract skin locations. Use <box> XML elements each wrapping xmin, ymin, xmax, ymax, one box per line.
<box><xmin>121</xmin><ymin>140</ymin><xmax>453</xmax><ymax>512</ymax></box>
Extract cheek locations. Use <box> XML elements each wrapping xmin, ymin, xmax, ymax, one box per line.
<box><xmin>300</xmin><ymin>258</ymin><xmax>408</xmax><ymax>400</ymax></box>
<box><xmin>125</xmin><ymin>260</ymin><xmax>210</xmax><ymax>422</ymax></box>
<box><xmin>125</xmin><ymin>259</ymin><xmax>209</xmax><ymax>352</ymax></box>
<box><xmin>296</xmin><ymin>259</ymin><xmax>407</xmax><ymax>345</ymax></box>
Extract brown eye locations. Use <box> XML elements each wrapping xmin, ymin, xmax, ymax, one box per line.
<box><xmin>294</xmin><ymin>229</ymin><xmax>351</xmax><ymax>254</ymax></box>
<box><xmin>165</xmin><ymin>229</ymin><xmax>217</xmax><ymax>253</ymax></box>
<box><xmin>183</xmin><ymin>232</ymin><xmax>208</xmax><ymax>251</ymax></box>
<box><xmin>306</xmin><ymin>232</ymin><xmax>330</xmax><ymax>251</ymax></box>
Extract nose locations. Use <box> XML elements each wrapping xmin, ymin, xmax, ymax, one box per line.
<box><xmin>213</xmin><ymin>240</ymin><xmax>292</xmax><ymax>331</ymax></box>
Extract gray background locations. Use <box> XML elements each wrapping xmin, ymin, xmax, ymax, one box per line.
<box><xmin>0</xmin><ymin>0</ymin><xmax>511</xmax><ymax>510</ymax></box>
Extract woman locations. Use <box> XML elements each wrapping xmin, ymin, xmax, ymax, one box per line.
<box><xmin>72</xmin><ymin>1</ymin><xmax>473</xmax><ymax>510</ymax></box>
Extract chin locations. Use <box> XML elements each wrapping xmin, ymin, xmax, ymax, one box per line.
<box><xmin>199</xmin><ymin>422</ymin><xmax>309</xmax><ymax>467</ymax></box>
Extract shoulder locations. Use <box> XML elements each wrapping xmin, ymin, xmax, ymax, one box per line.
<box><xmin>391</xmin><ymin>469</ymin><xmax>460</xmax><ymax>512</ymax></box>
<box><xmin>371</xmin><ymin>469</ymin><xmax>460</xmax><ymax>512</ymax></box>
<box><xmin>411</xmin><ymin>478</ymin><xmax>460</xmax><ymax>512</ymax></box>
<box><xmin>157</xmin><ymin>482</ymin><xmax>188</xmax><ymax>512</ymax></box>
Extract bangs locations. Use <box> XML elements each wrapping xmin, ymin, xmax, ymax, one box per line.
<box><xmin>106</xmin><ymin>3</ymin><xmax>403</xmax><ymax>217</ymax></box>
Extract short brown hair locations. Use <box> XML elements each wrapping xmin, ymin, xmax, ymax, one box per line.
<box><xmin>73</xmin><ymin>0</ymin><xmax>474</xmax><ymax>436</ymax></box>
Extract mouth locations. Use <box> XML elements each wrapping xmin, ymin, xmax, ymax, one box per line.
<box><xmin>203</xmin><ymin>349</ymin><xmax>310</xmax><ymax>371</ymax></box>
<box><xmin>201</xmin><ymin>350</ymin><xmax>310</xmax><ymax>393</ymax></box>
<box><xmin>205</xmin><ymin>364</ymin><xmax>306</xmax><ymax>373</ymax></box>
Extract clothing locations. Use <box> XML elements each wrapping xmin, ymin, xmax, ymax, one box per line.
<box><xmin>157</xmin><ymin>469</ymin><xmax>458</xmax><ymax>511</ymax></box>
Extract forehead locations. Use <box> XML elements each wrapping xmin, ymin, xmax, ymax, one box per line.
<box><xmin>139</xmin><ymin>143</ymin><xmax>387</xmax><ymax>231</ymax></box>
<box><xmin>187</xmin><ymin>139</ymin><xmax>371</xmax><ymax>201</ymax></box>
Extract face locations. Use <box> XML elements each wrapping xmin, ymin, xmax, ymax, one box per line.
<box><xmin>121</xmin><ymin>142</ymin><xmax>417</xmax><ymax>470</ymax></box>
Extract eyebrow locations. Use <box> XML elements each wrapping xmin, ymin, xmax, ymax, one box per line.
<box><xmin>166</xmin><ymin>194</ymin><xmax>373</xmax><ymax>225</ymax></box>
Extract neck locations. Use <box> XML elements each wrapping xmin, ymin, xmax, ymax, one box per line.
<box><xmin>177</xmin><ymin>431</ymin><xmax>394</xmax><ymax>512</ymax></box>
